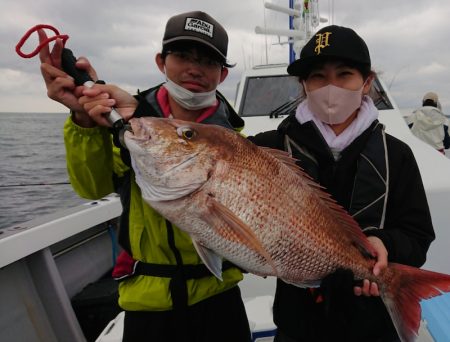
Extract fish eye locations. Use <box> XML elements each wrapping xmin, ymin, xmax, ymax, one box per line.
<box><xmin>176</xmin><ymin>126</ymin><xmax>196</xmax><ymax>140</ymax></box>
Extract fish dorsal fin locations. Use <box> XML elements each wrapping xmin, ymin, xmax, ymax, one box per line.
<box><xmin>191</xmin><ymin>239</ymin><xmax>223</xmax><ymax>280</ymax></box>
<box><xmin>261</xmin><ymin>147</ymin><xmax>376</xmax><ymax>258</ymax></box>
<box><xmin>260</xmin><ymin>147</ymin><xmax>300</xmax><ymax>172</ymax></box>
<box><xmin>204</xmin><ymin>197</ymin><xmax>278</xmax><ymax>276</ymax></box>
<box><xmin>326</xmin><ymin>199</ymin><xmax>377</xmax><ymax>258</ymax></box>
<box><xmin>260</xmin><ymin>147</ymin><xmax>324</xmax><ymax>190</ymax></box>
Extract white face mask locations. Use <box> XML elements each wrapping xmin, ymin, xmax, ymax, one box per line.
<box><xmin>305</xmin><ymin>83</ymin><xmax>364</xmax><ymax>125</ymax></box>
<box><xmin>163</xmin><ymin>76</ymin><xmax>217</xmax><ymax>110</ymax></box>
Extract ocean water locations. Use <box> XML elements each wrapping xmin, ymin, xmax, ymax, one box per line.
<box><xmin>0</xmin><ymin>112</ymin><xmax>87</xmax><ymax>229</ymax></box>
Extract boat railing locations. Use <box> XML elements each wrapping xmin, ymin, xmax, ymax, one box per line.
<box><xmin>0</xmin><ymin>194</ymin><xmax>122</xmax><ymax>342</ymax></box>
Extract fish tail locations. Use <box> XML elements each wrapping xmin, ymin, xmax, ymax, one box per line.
<box><xmin>381</xmin><ymin>263</ymin><xmax>450</xmax><ymax>342</ymax></box>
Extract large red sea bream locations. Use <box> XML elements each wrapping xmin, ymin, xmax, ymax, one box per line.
<box><xmin>124</xmin><ymin>117</ymin><xmax>450</xmax><ymax>342</ymax></box>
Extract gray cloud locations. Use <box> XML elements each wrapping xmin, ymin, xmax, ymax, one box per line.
<box><xmin>2</xmin><ymin>0</ymin><xmax>450</xmax><ymax>113</ymax></box>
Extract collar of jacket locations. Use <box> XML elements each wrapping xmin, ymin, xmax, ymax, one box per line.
<box><xmin>133</xmin><ymin>84</ymin><xmax>245</xmax><ymax>131</ymax></box>
<box><xmin>277</xmin><ymin>114</ymin><xmax>380</xmax><ymax>164</ymax></box>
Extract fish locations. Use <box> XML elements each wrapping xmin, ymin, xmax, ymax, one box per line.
<box><xmin>124</xmin><ymin>116</ymin><xmax>450</xmax><ymax>342</ymax></box>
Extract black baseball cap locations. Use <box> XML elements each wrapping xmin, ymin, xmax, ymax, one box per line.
<box><xmin>162</xmin><ymin>11</ymin><xmax>234</xmax><ymax>67</ymax></box>
<box><xmin>287</xmin><ymin>25</ymin><xmax>371</xmax><ymax>76</ymax></box>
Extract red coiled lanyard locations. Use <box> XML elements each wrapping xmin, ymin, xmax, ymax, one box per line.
<box><xmin>15</xmin><ymin>24</ymin><xmax>69</xmax><ymax>58</ymax></box>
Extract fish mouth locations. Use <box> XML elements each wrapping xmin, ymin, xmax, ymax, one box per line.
<box><xmin>118</xmin><ymin>124</ymin><xmax>133</xmax><ymax>148</ymax></box>
<box><xmin>123</xmin><ymin>119</ymin><xmax>155</xmax><ymax>152</ymax></box>
<box><xmin>125</xmin><ymin>119</ymin><xmax>151</xmax><ymax>141</ymax></box>
<box><xmin>123</xmin><ymin>123</ymin><xmax>133</xmax><ymax>133</ymax></box>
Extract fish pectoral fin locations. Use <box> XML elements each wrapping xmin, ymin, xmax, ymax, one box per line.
<box><xmin>205</xmin><ymin>198</ymin><xmax>278</xmax><ymax>276</ymax></box>
<box><xmin>192</xmin><ymin>239</ymin><xmax>223</xmax><ymax>281</ymax></box>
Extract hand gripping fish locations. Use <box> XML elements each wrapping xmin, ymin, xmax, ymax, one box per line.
<box><xmin>124</xmin><ymin>117</ymin><xmax>450</xmax><ymax>342</ymax></box>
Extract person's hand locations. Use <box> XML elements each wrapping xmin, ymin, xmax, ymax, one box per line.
<box><xmin>78</xmin><ymin>84</ymin><xmax>138</xmax><ymax>127</ymax></box>
<box><xmin>40</xmin><ymin>62</ymin><xmax>87</xmax><ymax>114</ymax></box>
<box><xmin>38</xmin><ymin>28</ymin><xmax>64</xmax><ymax>68</ymax></box>
<box><xmin>38</xmin><ymin>28</ymin><xmax>98</xmax><ymax>126</ymax></box>
<box><xmin>353</xmin><ymin>236</ymin><xmax>388</xmax><ymax>297</ymax></box>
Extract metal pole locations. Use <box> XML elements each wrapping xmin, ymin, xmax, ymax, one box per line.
<box><xmin>289</xmin><ymin>0</ymin><xmax>295</xmax><ymax>63</ymax></box>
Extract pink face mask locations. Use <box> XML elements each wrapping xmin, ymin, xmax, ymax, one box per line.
<box><xmin>305</xmin><ymin>83</ymin><xmax>364</xmax><ymax>125</ymax></box>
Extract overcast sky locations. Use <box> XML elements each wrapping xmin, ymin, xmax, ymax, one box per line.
<box><xmin>2</xmin><ymin>0</ymin><xmax>450</xmax><ymax>113</ymax></box>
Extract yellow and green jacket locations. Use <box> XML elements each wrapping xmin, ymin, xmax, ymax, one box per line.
<box><xmin>64</xmin><ymin>85</ymin><xmax>245</xmax><ymax>311</ymax></box>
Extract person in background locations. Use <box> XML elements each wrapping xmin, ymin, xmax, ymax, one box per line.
<box><xmin>406</xmin><ymin>91</ymin><xmax>450</xmax><ymax>154</ymax></box>
<box><xmin>249</xmin><ymin>25</ymin><xmax>435</xmax><ymax>342</ymax></box>
<box><xmin>39</xmin><ymin>11</ymin><xmax>251</xmax><ymax>342</ymax></box>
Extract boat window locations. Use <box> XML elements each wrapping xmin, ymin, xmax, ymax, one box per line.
<box><xmin>238</xmin><ymin>75</ymin><xmax>301</xmax><ymax>117</ymax></box>
<box><xmin>238</xmin><ymin>75</ymin><xmax>393</xmax><ymax>117</ymax></box>
<box><xmin>370</xmin><ymin>77</ymin><xmax>394</xmax><ymax>110</ymax></box>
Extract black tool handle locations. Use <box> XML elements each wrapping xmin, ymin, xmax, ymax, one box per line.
<box><xmin>61</xmin><ymin>48</ymin><xmax>93</xmax><ymax>86</ymax></box>
<box><xmin>60</xmin><ymin>48</ymin><xmax>126</xmax><ymax>134</ymax></box>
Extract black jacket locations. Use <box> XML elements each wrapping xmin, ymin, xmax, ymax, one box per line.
<box><xmin>249</xmin><ymin>114</ymin><xmax>435</xmax><ymax>341</ymax></box>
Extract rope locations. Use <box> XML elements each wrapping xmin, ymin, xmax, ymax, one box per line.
<box><xmin>0</xmin><ymin>181</ymin><xmax>70</xmax><ymax>188</ymax></box>
<box><xmin>15</xmin><ymin>24</ymin><xmax>68</xmax><ymax>58</ymax></box>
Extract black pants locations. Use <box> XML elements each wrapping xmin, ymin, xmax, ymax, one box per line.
<box><xmin>122</xmin><ymin>286</ymin><xmax>251</xmax><ymax>342</ymax></box>
<box><xmin>274</xmin><ymin>330</ymin><xmax>401</xmax><ymax>342</ymax></box>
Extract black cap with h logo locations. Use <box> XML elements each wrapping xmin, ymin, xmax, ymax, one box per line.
<box><xmin>287</xmin><ymin>25</ymin><xmax>371</xmax><ymax>77</ymax></box>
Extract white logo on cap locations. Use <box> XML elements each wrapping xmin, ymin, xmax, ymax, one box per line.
<box><xmin>185</xmin><ymin>18</ymin><xmax>214</xmax><ymax>38</ymax></box>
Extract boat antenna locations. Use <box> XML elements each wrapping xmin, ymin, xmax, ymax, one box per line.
<box><xmin>329</xmin><ymin>0</ymin><xmax>334</xmax><ymax>25</ymax></box>
<box><xmin>241</xmin><ymin>44</ymin><xmax>247</xmax><ymax>70</ymax></box>
<box><xmin>263</xmin><ymin>0</ymin><xmax>269</xmax><ymax>64</ymax></box>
